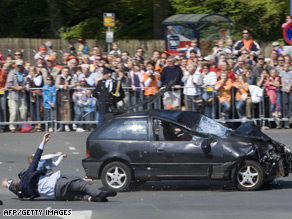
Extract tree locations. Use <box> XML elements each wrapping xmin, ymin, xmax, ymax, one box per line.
<box><xmin>169</xmin><ymin>0</ymin><xmax>289</xmax><ymax>42</ymax></box>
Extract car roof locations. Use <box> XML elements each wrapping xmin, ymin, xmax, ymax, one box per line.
<box><xmin>116</xmin><ymin>110</ymin><xmax>202</xmax><ymax>130</ymax></box>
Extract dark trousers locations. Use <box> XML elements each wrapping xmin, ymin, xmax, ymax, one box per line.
<box><xmin>55</xmin><ymin>175</ymin><xmax>101</xmax><ymax>201</ymax></box>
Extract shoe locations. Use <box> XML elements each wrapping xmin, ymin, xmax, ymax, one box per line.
<box><xmin>261</xmin><ymin>126</ymin><xmax>270</xmax><ymax>130</ymax></box>
<box><xmin>72</xmin><ymin>124</ymin><xmax>77</xmax><ymax>130</ymax></box>
<box><xmin>98</xmin><ymin>191</ymin><xmax>117</xmax><ymax>202</ymax></box>
<box><xmin>91</xmin><ymin>196</ymin><xmax>102</xmax><ymax>202</ymax></box>
<box><xmin>10</xmin><ymin>130</ymin><xmax>16</xmax><ymax>133</ymax></box>
<box><xmin>241</xmin><ymin>116</ymin><xmax>247</xmax><ymax>123</ymax></box>
<box><xmin>65</xmin><ymin>125</ymin><xmax>71</xmax><ymax>132</ymax></box>
<box><xmin>76</xmin><ymin>128</ymin><xmax>85</xmax><ymax>132</ymax></box>
<box><xmin>276</xmin><ymin>124</ymin><xmax>282</xmax><ymax>129</ymax></box>
<box><xmin>278</xmin><ymin>112</ymin><xmax>282</xmax><ymax>119</ymax></box>
<box><xmin>48</xmin><ymin>128</ymin><xmax>54</xmax><ymax>132</ymax></box>
<box><xmin>272</xmin><ymin>112</ymin><xmax>276</xmax><ymax>119</ymax></box>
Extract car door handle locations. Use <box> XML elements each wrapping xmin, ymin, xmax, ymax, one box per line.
<box><xmin>157</xmin><ymin>148</ymin><xmax>164</xmax><ymax>153</ymax></box>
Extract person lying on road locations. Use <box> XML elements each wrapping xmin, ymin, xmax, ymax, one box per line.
<box><xmin>2</xmin><ymin>133</ymin><xmax>117</xmax><ymax>202</ymax></box>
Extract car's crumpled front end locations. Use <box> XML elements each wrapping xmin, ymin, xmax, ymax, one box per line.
<box><xmin>227</xmin><ymin>122</ymin><xmax>292</xmax><ymax>177</ymax></box>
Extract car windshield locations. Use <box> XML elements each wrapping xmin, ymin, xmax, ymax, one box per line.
<box><xmin>196</xmin><ymin>115</ymin><xmax>230</xmax><ymax>137</ymax></box>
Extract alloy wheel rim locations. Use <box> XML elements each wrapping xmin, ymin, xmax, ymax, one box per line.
<box><xmin>237</xmin><ymin>165</ymin><xmax>259</xmax><ymax>188</ymax></box>
<box><xmin>106</xmin><ymin>166</ymin><xmax>127</xmax><ymax>188</ymax></box>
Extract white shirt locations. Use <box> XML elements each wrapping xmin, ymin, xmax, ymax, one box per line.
<box><xmin>182</xmin><ymin>71</ymin><xmax>202</xmax><ymax>96</ymax></box>
<box><xmin>105</xmin><ymin>79</ymin><xmax>113</xmax><ymax>92</ymax></box>
<box><xmin>203</xmin><ymin>71</ymin><xmax>217</xmax><ymax>86</ymax></box>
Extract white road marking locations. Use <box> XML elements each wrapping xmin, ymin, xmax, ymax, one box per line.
<box><xmin>68</xmin><ymin>147</ymin><xmax>76</xmax><ymax>151</ymax></box>
<box><xmin>73</xmin><ymin>152</ymin><xmax>79</xmax><ymax>155</ymax></box>
<box><xmin>58</xmin><ymin>210</ymin><xmax>92</xmax><ymax>219</ymax></box>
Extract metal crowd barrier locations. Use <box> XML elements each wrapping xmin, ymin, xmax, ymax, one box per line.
<box><xmin>0</xmin><ymin>85</ymin><xmax>291</xmax><ymax>133</ymax></box>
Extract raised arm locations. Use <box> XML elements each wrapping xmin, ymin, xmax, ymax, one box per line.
<box><xmin>26</xmin><ymin>133</ymin><xmax>50</xmax><ymax>172</ymax></box>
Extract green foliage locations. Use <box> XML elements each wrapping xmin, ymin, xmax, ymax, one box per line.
<box><xmin>169</xmin><ymin>0</ymin><xmax>289</xmax><ymax>42</ymax></box>
<box><xmin>0</xmin><ymin>0</ymin><xmax>290</xmax><ymax>41</ymax></box>
<box><xmin>59</xmin><ymin>18</ymin><xmax>104</xmax><ymax>39</ymax></box>
<box><xmin>0</xmin><ymin>0</ymin><xmax>50</xmax><ymax>38</ymax></box>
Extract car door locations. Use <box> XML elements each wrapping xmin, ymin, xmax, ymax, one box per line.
<box><xmin>94</xmin><ymin>117</ymin><xmax>151</xmax><ymax>178</ymax></box>
<box><xmin>150</xmin><ymin>119</ymin><xmax>222</xmax><ymax>178</ymax></box>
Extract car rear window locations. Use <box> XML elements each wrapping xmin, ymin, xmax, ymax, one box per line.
<box><xmin>96</xmin><ymin>118</ymin><xmax>149</xmax><ymax>140</ymax></box>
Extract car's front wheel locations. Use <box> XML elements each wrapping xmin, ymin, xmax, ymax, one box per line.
<box><xmin>234</xmin><ymin>160</ymin><xmax>264</xmax><ymax>191</ymax></box>
<box><xmin>101</xmin><ymin>162</ymin><xmax>132</xmax><ymax>192</ymax></box>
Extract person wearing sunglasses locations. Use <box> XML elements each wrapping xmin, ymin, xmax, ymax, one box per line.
<box><xmin>13</xmin><ymin>51</ymin><xmax>23</xmax><ymax>60</ymax></box>
<box><xmin>233</xmin><ymin>29</ymin><xmax>261</xmax><ymax>58</ymax></box>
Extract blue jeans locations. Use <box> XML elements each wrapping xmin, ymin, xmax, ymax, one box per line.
<box><xmin>74</xmin><ymin>105</ymin><xmax>84</xmax><ymax>128</ymax></box>
<box><xmin>236</xmin><ymin>100</ymin><xmax>246</xmax><ymax>118</ymax></box>
<box><xmin>270</xmin><ymin>90</ymin><xmax>282</xmax><ymax>113</ymax></box>
<box><xmin>0</xmin><ymin>94</ymin><xmax>6</xmax><ymax>130</ymax></box>
<box><xmin>221</xmin><ymin>101</ymin><xmax>231</xmax><ymax>115</ymax></box>
<box><xmin>84</xmin><ymin>111</ymin><xmax>95</xmax><ymax>129</ymax></box>
<box><xmin>130</xmin><ymin>91</ymin><xmax>143</xmax><ymax>111</ymax></box>
<box><xmin>282</xmin><ymin>90</ymin><xmax>292</xmax><ymax>117</ymax></box>
<box><xmin>44</xmin><ymin>108</ymin><xmax>55</xmax><ymax>128</ymax></box>
<box><xmin>202</xmin><ymin>91</ymin><xmax>216</xmax><ymax>119</ymax></box>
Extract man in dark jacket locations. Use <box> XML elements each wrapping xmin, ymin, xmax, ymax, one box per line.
<box><xmin>2</xmin><ymin>133</ymin><xmax>116</xmax><ymax>202</ymax></box>
<box><xmin>93</xmin><ymin>67</ymin><xmax>125</xmax><ymax>124</ymax></box>
<box><xmin>160</xmin><ymin>57</ymin><xmax>183</xmax><ymax>109</ymax></box>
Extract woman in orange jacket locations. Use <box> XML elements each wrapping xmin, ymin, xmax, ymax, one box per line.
<box><xmin>215</xmin><ymin>71</ymin><xmax>232</xmax><ymax>121</ymax></box>
<box><xmin>233</xmin><ymin>75</ymin><xmax>249</xmax><ymax>122</ymax></box>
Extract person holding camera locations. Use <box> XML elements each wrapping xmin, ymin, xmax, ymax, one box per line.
<box><xmin>143</xmin><ymin>60</ymin><xmax>161</xmax><ymax>108</ymax></box>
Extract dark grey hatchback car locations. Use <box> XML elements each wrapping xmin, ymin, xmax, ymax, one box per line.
<box><xmin>82</xmin><ymin>110</ymin><xmax>292</xmax><ymax>192</ymax></box>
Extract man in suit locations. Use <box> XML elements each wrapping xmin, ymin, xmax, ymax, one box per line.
<box><xmin>93</xmin><ymin>67</ymin><xmax>125</xmax><ymax>124</ymax></box>
<box><xmin>2</xmin><ymin>133</ymin><xmax>117</xmax><ymax>202</ymax></box>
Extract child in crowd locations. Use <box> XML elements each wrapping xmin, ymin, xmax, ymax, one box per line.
<box><xmin>264</xmin><ymin>69</ymin><xmax>282</xmax><ymax>119</ymax></box>
<box><xmin>72</xmin><ymin>83</ymin><xmax>87</xmax><ymax>132</ymax></box>
<box><xmin>83</xmin><ymin>89</ymin><xmax>96</xmax><ymax>131</ymax></box>
<box><xmin>226</xmin><ymin>39</ymin><xmax>234</xmax><ymax>51</ymax></box>
<box><xmin>109</xmin><ymin>42</ymin><xmax>122</xmax><ymax>56</ymax></box>
<box><xmin>186</xmin><ymin>38</ymin><xmax>201</xmax><ymax>58</ymax></box>
<box><xmin>42</xmin><ymin>75</ymin><xmax>56</xmax><ymax>132</ymax></box>
<box><xmin>233</xmin><ymin>75</ymin><xmax>249</xmax><ymax>122</ymax></box>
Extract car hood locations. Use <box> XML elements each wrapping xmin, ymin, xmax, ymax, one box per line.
<box><xmin>226</xmin><ymin>121</ymin><xmax>271</xmax><ymax>142</ymax></box>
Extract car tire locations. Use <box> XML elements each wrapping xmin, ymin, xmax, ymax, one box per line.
<box><xmin>234</xmin><ymin>160</ymin><xmax>264</xmax><ymax>191</ymax></box>
<box><xmin>101</xmin><ymin>162</ymin><xmax>132</xmax><ymax>192</ymax></box>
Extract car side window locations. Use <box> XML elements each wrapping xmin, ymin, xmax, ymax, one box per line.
<box><xmin>97</xmin><ymin>118</ymin><xmax>149</xmax><ymax>140</ymax></box>
<box><xmin>153</xmin><ymin>119</ymin><xmax>192</xmax><ymax>141</ymax></box>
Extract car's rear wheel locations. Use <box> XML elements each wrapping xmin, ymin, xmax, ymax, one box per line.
<box><xmin>234</xmin><ymin>160</ymin><xmax>264</xmax><ymax>191</ymax></box>
<box><xmin>101</xmin><ymin>162</ymin><xmax>132</xmax><ymax>192</ymax></box>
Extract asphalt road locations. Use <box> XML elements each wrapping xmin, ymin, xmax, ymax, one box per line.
<box><xmin>0</xmin><ymin>130</ymin><xmax>292</xmax><ymax>219</ymax></box>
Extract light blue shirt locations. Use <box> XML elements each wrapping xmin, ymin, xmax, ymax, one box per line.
<box><xmin>38</xmin><ymin>170</ymin><xmax>61</xmax><ymax>198</ymax></box>
<box><xmin>78</xmin><ymin>73</ymin><xmax>97</xmax><ymax>87</ymax></box>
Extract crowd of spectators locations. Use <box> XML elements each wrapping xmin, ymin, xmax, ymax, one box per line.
<box><xmin>0</xmin><ymin>29</ymin><xmax>292</xmax><ymax>133</ymax></box>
